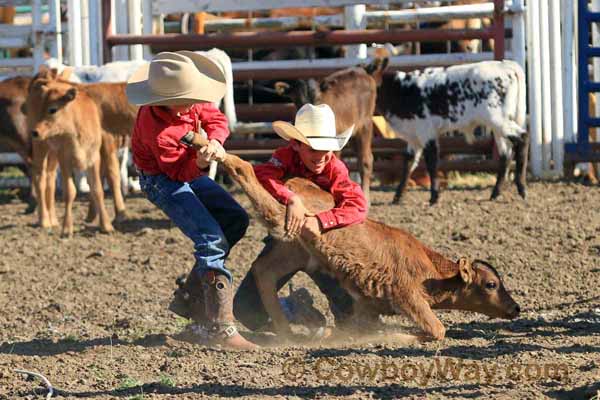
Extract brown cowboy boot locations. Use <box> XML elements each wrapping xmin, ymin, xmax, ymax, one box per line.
<box><xmin>168</xmin><ymin>271</ymin><xmax>207</xmax><ymax>323</ymax></box>
<box><xmin>201</xmin><ymin>271</ymin><xmax>258</xmax><ymax>350</ymax></box>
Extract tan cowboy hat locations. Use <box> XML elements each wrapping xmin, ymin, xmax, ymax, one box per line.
<box><xmin>126</xmin><ymin>51</ymin><xmax>226</xmax><ymax>106</ymax></box>
<box><xmin>272</xmin><ymin>104</ymin><xmax>354</xmax><ymax>151</ymax></box>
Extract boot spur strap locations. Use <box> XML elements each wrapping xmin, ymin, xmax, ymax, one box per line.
<box><xmin>209</xmin><ymin>323</ymin><xmax>238</xmax><ymax>339</ymax></box>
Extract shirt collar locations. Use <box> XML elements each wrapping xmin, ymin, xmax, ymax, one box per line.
<box><xmin>150</xmin><ymin>105</ymin><xmax>196</xmax><ymax>124</ymax></box>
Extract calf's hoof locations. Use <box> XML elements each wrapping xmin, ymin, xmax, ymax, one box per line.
<box><xmin>113</xmin><ymin>211</ymin><xmax>130</xmax><ymax>224</ymax></box>
<box><xmin>391</xmin><ymin>196</ymin><xmax>402</xmax><ymax>205</ymax></box>
<box><xmin>429</xmin><ymin>193</ymin><xmax>439</xmax><ymax>206</ymax></box>
<box><xmin>100</xmin><ymin>223</ymin><xmax>115</xmax><ymax>234</ymax></box>
<box><xmin>490</xmin><ymin>188</ymin><xmax>501</xmax><ymax>200</ymax></box>
<box><xmin>517</xmin><ymin>186</ymin><xmax>527</xmax><ymax>199</ymax></box>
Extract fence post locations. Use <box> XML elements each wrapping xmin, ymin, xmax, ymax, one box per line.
<box><xmin>48</xmin><ymin>0</ymin><xmax>62</xmax><ymax>62</ymax></box>
<box><xmin>142</xmin><ymin>0</ymin><xmax>153</xmax><ymax>59</ymax></box>
<box><xmin>81</xmin><ymin>0</ymin><xmax>91</xmax><ymax>64</ymax></box>
<box><xmin>344</xmin><ymin>5</ymin><xmax>367</xmax><ymax>59</ymax></box>
<box><xmin>527</xmin><ymin>0</ymin><xmax>543</xmax><ymax>177</ymax></box>
<box><xmin>538</xmin><ymin>0</ymin><xmax>552</xmax><ymax>174</ymax></box>
<box><xmin>32</xmin><ymin>0</ymin><xmax>44</xmax><ymax>71</ymax></box>
<box><xmin>493</xmin><ymin>0</ymin><xmax>505</xmax><ymax>59</ymax></box>
<box><xmin>549</xmin><ymin>0</ymin><xmax>564</xmax><ymax>175</ymax></box>
<box><xmin>511</xmin><ymin>0</ymin><xmax>525</xmax><ymax>72</ymax></box>
<box><xmin>562</xmin><ymin>0</ymin><xmax>577</xmax><ymax>145</ymax></box>
<box><xmin>129</xmin><ymin>0</ymin><xmax>144</xmax><ymax>60</ymax></box>
<box><xmin>115</xmin><ymin>0</ymin><xmax>129</xmax><ymax>60</ymax></box>
<box><xmin>102</xmin><ymin>0</ymin><xmax>113</xmax><ymax>63</ymax></box>
<box><xmin>67</xmin><ymin>0</ymin><xmax>83</xmax><ymax>65</ymax></box>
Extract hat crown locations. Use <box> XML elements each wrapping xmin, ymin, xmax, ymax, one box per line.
<box><xmin>147</xmin><ymin>53</ymin><xmax>196</xmax><ymax>96</ymax></box>
<box><xmin>294</xmin><ymin>104</ymin><xmax>337</xmax><ymax>138</ymax></box>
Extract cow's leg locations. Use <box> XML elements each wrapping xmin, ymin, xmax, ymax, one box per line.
<box><xmin>393</xmin><ymin>290</ymin><xmax>445</xmax><ymax>341</ymax></box>
<box><xmin>31</xmin><ymin>140</ymin><xmax>51</xmax><ymax>229</ymax></box>
<box><xmin>86</xmin><ymin>157</ymin><xmax>114</xmax><ymax>234</ymax></box>
<box><xmin>490</xmin><ymin>135</ymin><xmax>512</xmax><ymax>200</ymax></box>
<box><xmin>45</xmin><ymin>150</ymin><xmax>59</xmax><ymax>227</ymax></box>
<box><xmin>513</xmin><ymin>132</ymin><xmax>529</xmax><ymax>199</ymax></box>
<box><xmin>392</xmin><ymin>147</ymin><xmax>422</xmax><ymax>204</ymax></box>
<box><xmin>353</xmin><ymin>122</ymin><xmax>373</xmax><ymax>205</ymax></box>
<box><xmin>251</xmin><ymin>240</ymin><xmax>307</xmax><ymax>337</ymax></box>
<box><xmin>102</xmin><ymin>136</ymin><xmax>128</xmax><ymax>223</ymax></box>
<box><xmin>423</xmin><ymin>139</ymin><xmax>440</xmax><ymax>205</ymax></box>
<box><xmin>58</xmin><ymin>157</ymin><xmax>77</xmax><ymax>238</ymax></box>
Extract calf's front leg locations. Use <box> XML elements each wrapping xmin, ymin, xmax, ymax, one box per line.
<box><xmin>87</xmin><ymin>157</ymin><xmax>114</xmax><ymax>234</ymax></box>
<box><xmin>393</xmin><ymin>290</ymin><xmax>445</xmax><ymax>341</ymax></box>
<box><xmin>59</xmin><ymin>160</ymin><xmax>77</xmax><ymax>238</ymax></box>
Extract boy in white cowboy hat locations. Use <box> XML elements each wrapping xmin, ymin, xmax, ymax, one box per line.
<box><xmin>126</xmin><ymin>51</ymin><xmax>257</xmax><ymax>350</ymax></box>
<box><xmin>234</xmin><ymin>103</ymin><xmax>367</xmax><ymax>333</ymax></box>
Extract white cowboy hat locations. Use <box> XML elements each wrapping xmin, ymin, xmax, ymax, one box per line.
<box><xmin>126</xmin><ymin>51</ymin><xmax>226</xmax><ymax>106</ymax></box>
<box><xmin>272</xmin><ymin>104</ymin><xmax>354</xmax><ymax>151</ymax></box>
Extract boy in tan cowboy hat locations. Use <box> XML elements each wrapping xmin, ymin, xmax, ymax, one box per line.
<box><xmin>233</xmin><ymin>103</ymin><xmax>367</xmax><ymax>334</ymax></box>
<box><xmin>126</xmin><ymin>51</ymin><xmax>257</xmax><ymax>350</ymax></box>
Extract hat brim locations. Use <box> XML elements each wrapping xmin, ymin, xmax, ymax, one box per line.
<box><xmin>126</xmin><ymin>51</ymin><xmax>227</xmax><ymax>106</ymax></box>
<box><xmin>272</xmin><ymin>121</ymin><xmax>354</xmax><ymax>151</ymax></box>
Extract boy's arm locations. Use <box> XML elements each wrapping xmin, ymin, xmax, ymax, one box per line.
<box><xmin>196</xmin><ymin>103</ymin><xmax>230</xmax><ymax>145</ymax></box>
<box><xmin>316</xmin><ymin>161</ymin><xmax>368</xmax><ymax>231</ymax></box>
<box><xmin>254</xmin><ymin>148</ymin><xmax>296</xmax><ymax>205</ymax></box>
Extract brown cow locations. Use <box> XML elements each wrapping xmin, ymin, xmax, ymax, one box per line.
<box><xmin>274</xmin><ymin>67</ymin><xmax>376</xmax><ymax>203</ymax></box>
<box><xmin>25</xmin><ymin>69</ymin><xmax>137</xmax><ymax>233</ymax></box>
<box><xmin>186</xmin><ymin>134</ymin><xmax>521</xmax><ymax>341</ymax></box>
<box><xmin>26</xmin><ymin>77</ymin><xmax>111</xmax><ymax>237</ymax></box>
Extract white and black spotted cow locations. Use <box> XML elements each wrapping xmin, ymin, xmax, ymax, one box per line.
<box><xmin>366</xmin><ymin>59</ymin><xmax>528</xmax><ymax>205</ymax></box>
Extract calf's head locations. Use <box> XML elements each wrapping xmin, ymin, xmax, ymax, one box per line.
<box><xmin>24</xmin><ymin>79</ymin><xmax>77</xmax><ymax>141</ymax></box>
<box><xmin>456</xmin><ymin>258</ymin><xmax>520</xmax><ymax>320</ymax></box>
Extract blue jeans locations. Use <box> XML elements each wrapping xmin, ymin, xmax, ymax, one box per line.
<box><xmin>139</xmin><ymin>173</ymin><xmax>249</xmax><ymax>282</ymax></box>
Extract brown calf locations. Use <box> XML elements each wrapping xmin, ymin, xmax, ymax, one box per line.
<box><xmin>26</xmin><ymin>77</ymin><xmax>111</xmax><ymax>237</ymax></box>
<box><xmin>188</xmin><ymin>135</ymin><xmax>520</xmax><ymax>341</ymax></box>
<box><xmin>274</xmin><ymin>67</ymin><xmax>376</xmax><ymax>203</ymax></box>
<box><xmin>248</xmin><ymin>178</ymin><xmax>520</xmax><ymax>340</ymax></box>
<box><xmin>26</xmin><ymin>69</ymin><xmax>137</xmax><ymax>234</ymax></box>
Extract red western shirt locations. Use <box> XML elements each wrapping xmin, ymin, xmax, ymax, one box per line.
<box><xmin>254</xmin><ymin>144</ymin><xmax>367</xmax><ymax>231</ymax></box>
<box><xmin>131</xmin><ymin>103</ymin><xmax>229</xmax><ymax>182</ymax></box>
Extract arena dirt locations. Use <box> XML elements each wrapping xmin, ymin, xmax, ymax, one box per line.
<box><xmin>0</xmin><ymin>181</ymin><xmax>598</xmax><ymax>399</ymax></box>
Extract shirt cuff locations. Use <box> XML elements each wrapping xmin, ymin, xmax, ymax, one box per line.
<box><xmin>316</xmin><ymin>210</ymin><xmax>337</xmax><ymax>230</ymax></box>
<box><xmin>279</xmin><ymin>189</ymin><xmax>296</xmax><ymax>205</ymax></box>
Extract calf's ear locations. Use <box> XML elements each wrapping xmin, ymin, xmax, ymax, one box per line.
<box><xmin>458</xmin><ymin>257</ymin><xmax>473</xmax><ymax>284</ymax></box>
<box><xmin>62</xmin><ymin>88</ymin><xmax>77</xmax><ymax>103</ymax></box>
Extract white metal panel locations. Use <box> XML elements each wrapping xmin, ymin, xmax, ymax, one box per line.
<box><xmin>49</xmin><ymin>0</ymin><xmax>63</xmax><ymax>62</ymax></box>
<box><xmin>527</xmin><ymin>0</ymin><xmax>543</xmax><ymax>177</ymax></box>
<box><xmin>0</xmin><ymin>58</ymin><xmax>34</xmax><ymax>68</ymax></box>
<box><xmin>129</xmin><ymin>0</ymin><xmax>144</xmax><ymax>60</ymax></box>
<box><xmin>232</xmin><ymin>52</ymin><xmax>501</xmax><ymax>71</ymax></box>
<box><xmin>0</xmin><ymin>37</ymin><xmax>29</xmax><ymax>48</ymax></box>
<box><xmin>562</xmin><ymin>0</ymin><xmax>576</xmax><ymax>144</ymax></box>
<box><xmin>549</xmin><ymin>0</ymin><xmax>564</xmax><ymax>174</ymax></box>
<box><xmin>154</xmin><ymin>0</ymin><xmax>468</xmax><ymax>14</ymax></box>
<box><xmin>539</xmin><ymin>0</ymin><xmax>552</xmax><ymax>173</ymax></box>
<box><xmin>31</xmin><ymin>0</ymin><xmax>44</xmax><ymax>71</ymax></box>
<box><xmin>67</xmin><ymin>0</ymin><xmax>83</xmax><ymax>66</ymax></box>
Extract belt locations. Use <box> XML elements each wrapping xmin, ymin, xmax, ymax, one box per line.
<box><xmin>137</xmin><ymin>168</ymin><xmax>159</xmax><ymax>177</ymax></box>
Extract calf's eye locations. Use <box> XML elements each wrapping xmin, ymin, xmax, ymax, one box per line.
<box><xmin>485</xmin><ymin>281</ymin><xmax>497</xmax><ymax>290</ymax></box>
<box><xmin>48</xmin><ymin>107</ymin><xmax>58</xmax><ymax>114</ymax></box>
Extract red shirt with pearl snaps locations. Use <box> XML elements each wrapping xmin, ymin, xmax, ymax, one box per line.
<box><xmin>254</xmin><ymin>144</ymin><xmax>367</xmax><ymax>231</ymax></box>
<box><xmin>131</xmin><ymin>103</ymin><xmax>229</xmax><ymax>182</ymax></box>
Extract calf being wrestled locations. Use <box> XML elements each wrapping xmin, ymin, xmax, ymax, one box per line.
<box><xmin>173</xmin><ymin>135</ymin><xmax>521</xmax><ymax>342</ymax></box>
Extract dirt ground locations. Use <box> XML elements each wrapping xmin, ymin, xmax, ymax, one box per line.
<box><xmin>0</xmin><ymin>179</ymin><xmax>598</xmax><ymax>399</ymax></box>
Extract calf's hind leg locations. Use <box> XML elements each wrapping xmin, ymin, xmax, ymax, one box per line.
<box><xmin>512</xmin><ymin>132</ymin><xmax>529</xmax><ymax>199</ymax></box>
<box><xmin>423</xmin><ymin>139</ymin><xmax>440</xmax><ymax>205</ymax></box>
<box><xmin>392</xmin><ymin>148</ymin><xmax>422</xmax><ymax>204</ymax></box>
<box><xmin>490</xmin><ymin>135</ymin><xmax>513</xmax><ymax>200</ymax></box>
